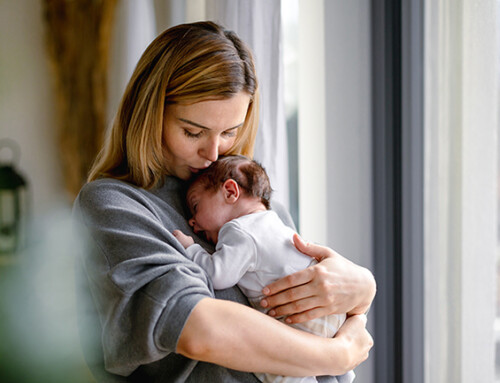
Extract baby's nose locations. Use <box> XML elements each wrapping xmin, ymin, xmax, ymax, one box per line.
<box><xmin>189</xmin><ymin>218</ymin><xmax>201</xmax><ymax>233</ymax></box>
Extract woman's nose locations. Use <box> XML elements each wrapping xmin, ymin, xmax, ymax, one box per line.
<box><xmin>200</xmin><ymin>137</ymin><xmax>219</xmax><ymax>162</ymax></box>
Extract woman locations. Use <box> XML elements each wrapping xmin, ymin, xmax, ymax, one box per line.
<box><xmin>74</xmin><ymin>21</ymin><xmax>375</xmax><ymax>382</ymax></box>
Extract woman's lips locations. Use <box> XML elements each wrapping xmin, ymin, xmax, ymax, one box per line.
<box><xmin>189</xmin><ymin>165</ymin><xmax>210</xmax><ymax>173</ymax></box>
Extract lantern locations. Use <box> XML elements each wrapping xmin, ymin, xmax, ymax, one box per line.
<box><xmin>0</xmin><ymin>139</ymin><xmax>28</xmax><ymax>255</ymax></box>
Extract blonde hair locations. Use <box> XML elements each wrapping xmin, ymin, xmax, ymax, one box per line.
<box><xmin>88</xmin><ymin>21</ymin><xmax>259</xmax><ymax>188</ymax></box>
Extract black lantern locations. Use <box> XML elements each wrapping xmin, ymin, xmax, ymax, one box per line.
<box><xmin>0</xmin><ymin>139</ymin><xmax>28</xmax><ymax>255</ymax></box>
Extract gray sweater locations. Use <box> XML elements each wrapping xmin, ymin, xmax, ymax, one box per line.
<box><xmin>73</xmin><ymin>177</ymin><xmax>295</xmax><ymax>382</ymax></box>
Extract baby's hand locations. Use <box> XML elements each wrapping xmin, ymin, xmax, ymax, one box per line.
<box><xmin>173</xmin><ymin>230</ymin><xmax>195</xmax><ymax>248</ymax></box>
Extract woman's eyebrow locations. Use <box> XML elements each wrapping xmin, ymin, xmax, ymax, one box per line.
<box><xmin>178</xmin><ymin>117</ymin><xmax>243</xmax><ymax>130</ymax></box>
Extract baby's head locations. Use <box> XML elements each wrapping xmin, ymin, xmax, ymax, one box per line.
<box><xmin>186</xmin><ymin>155</ymin><xmax>272</xmax><ymax>243</ymax></box>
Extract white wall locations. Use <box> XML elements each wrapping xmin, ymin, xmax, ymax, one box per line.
<box><xmin>324</xmin><ymin>1</ymin><xmax>373</xmax><ymax>269</ymax></box>
<box><xmin>297</xmin><ymin>0</ymin><xmax>373</xmax><ymax>267</ymax></box>
<box><xmin>324</xmin><ymin>1</ymin><xmax>374</xmax><ymax>381</ymax></box>
<box><xmin>0</xmin><ymin>0</ymin><xmax>65</xmax><ymax>216</ymax></box>
<box><xmin>0</xmin><ymin>4</ymin><xmax>94</xmax><ymax>380</ymax></box>
<box><xmin>297</xmin><ymin>1</ymin><xmax>374</xmax><ymax>381</ymax></box>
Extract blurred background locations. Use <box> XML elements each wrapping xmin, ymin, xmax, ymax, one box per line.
<box><xmin>0</xmin><ymin>1</ymin><xmax>499</xmax><ymax>382</ymax></box>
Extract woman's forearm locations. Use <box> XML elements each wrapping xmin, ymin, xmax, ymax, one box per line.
<box><xmin>176</xmin><ymin>298</ymin><xmax>353</xmax><ymax>376</ymax></box>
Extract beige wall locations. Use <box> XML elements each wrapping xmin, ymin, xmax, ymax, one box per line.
<box><xmin>0</xmin><ymin>0</ymin><xmax>66</xmax><ymax>216</ymax></box>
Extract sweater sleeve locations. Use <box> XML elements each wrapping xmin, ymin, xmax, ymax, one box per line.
<box><xmin>184</xmin><ymin>223</ymin><xmax>257</xmax><ymax>290</ymax></box>
<box><xmin>73</xmin><ymin>180</ymin><xmax>213</xmax><ymax>377</ymax></box>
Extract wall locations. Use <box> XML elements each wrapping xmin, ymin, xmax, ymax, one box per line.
<box><xmin>324</xmin><ymin>1</ymin><xmax>374</xmax><ymax>381</ymax></box>
<box><xmin>324</xmin><ymin>0</ymin><xmax>373</xmax><ymax>277</ymax></box>
<box><xmin>296</xmin><ymin>0</ymin><xmax>374</xmax><ymax>380</ymax></box>
<box><xmin>0</xmin><ymin>3</ymin><xmax>93</xmax><ymax>381</ymax></box>
<box><xmin>0</xmin><ymin>0</ymin><xmax>65</xmax><ymax>216</ymax></box>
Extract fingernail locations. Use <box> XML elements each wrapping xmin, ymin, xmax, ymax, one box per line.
<box><xmin>268</xmin><ymin>310</ymin><xmax>276</xmax><ymax>317</ymax></box>
<box><xmin>262</xmin><ymin>287</ymin><xmax>270</xmax><ymax>295</ymax></box>
<box><xmin>285</xmin><ymin>317</ymin><xmax>292</xmax><ymax>324</ymax></box>
<box><xmin>260</xmin><ymin>299</ymin><xmax>268</xmax><ymax>308</ymax></box>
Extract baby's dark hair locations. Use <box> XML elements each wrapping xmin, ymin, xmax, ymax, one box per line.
<box><xmin>189</xmin><ymin>155</ymin><xmax>272</xmax><ymax>209</ymax></box>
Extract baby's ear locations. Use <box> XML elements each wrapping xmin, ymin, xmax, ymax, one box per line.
<box><xmin>222</xmin><ymin>179</ymin><xmax>240</xmax><ymax>203</ymax></box>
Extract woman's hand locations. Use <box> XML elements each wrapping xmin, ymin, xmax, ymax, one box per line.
<box><xmin>332</xmin><ymin>314</ymin><xmax>373</xmax><ymax>371</ymax></box>
<box><xmin>173</xmin><ymin>230</ymin><xmax>195</xmax><ymax>248</ymax></box>
<box><xmin>260</xmin><ymin>234</ymin><xmax>376</xmax><ymax>323</ymax></box>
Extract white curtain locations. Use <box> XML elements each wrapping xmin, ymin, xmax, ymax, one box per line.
<box><xmin>107</xmin><ymin>0</ymin><xmax>157</xmax><ymax>125</ymax></box>
<box><xmin>205</xmin><ymin>0</ymin><xmax>290</xmax><ymax>208</ymax></box>
<box><xmin>424</xmin><ymin>0</ymin><xmax>498</xmax><ymax>381</ymax></box>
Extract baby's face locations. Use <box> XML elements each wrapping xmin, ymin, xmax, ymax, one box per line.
<box><xmin>186</xmin><ymin>182</ymin><xmax>233</xmax><ymax>243</ymax></box>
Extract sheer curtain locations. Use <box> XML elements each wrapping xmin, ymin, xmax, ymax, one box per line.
<box><xmin>107</xmin><ymin>0</ymin><xmax>156</xmax><ymax>125</ymax></box>
<box><xmin>424</xmin><ymin>0</ymin><xmax>498</xmax><ymax>381</ymax></box>
<box><xmin>205</xmin><ymin>0</ymin><xmax>289</xmax><ymax>208</ymax></box>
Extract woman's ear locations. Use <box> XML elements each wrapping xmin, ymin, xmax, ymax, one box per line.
<box><xmin>222</xmin><ymin>179</ymin><xmax>240</xmax><ymax>204</ymax></box>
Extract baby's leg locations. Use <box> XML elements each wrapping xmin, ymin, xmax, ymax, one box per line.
<box><xmin>335</xmin><ymin>371</ymin><xmax>355</xmax><ymax>383</ymax></box>
<box><xmin>255</xmin><ymin>372</ymin><xmax>318</xmax><ymax>383</ymax></box>
<box><xmin>289</xmin><ymin>313</ymin><xmax>346</xmax><ymax>338</ymax></box>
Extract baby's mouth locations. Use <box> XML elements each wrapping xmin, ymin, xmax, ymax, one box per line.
<box><xmin>205</xmin><ymin>232</ymin><xmax>216</xmax><ymax>244</ymax></box>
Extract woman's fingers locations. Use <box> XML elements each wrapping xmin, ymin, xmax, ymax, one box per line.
<box><xmin>283</xmin><ymin>305</ymin><xmax>332</xmax><ymax>324</ymax></box>
<box><xmin>335</xmin><ymin>314</ymin><xmax>373</xmax><ymax>369</ymax></box>
<box><xmin>261</xmin><ymin>266</ymin><xmax>316</xmax><ymax>298</ymax></box>
<box><xmin>261</xmin><ymin>264</ymin><xmax>341</xmax><ymax>323</ymax></box>
<box><xmin>292</xmin><ymin>233</ymin><xmax>310</xmax><ymax>254</ymax></box>
<box><xmin>265</xmin><ymin>294</ymin><xmax>322</xmax><ymax>317</ymax></box>
<box><xmin>345</xmin><ymin>313</ymin><xmax>367</xmax><ymax>327</ymax></box>
<box><xmin>292</xmin><ymin>233</ymin><xmax>335</xmax><ymax>261</ymax></box>
<box><xmin>338</xmin><ymin>314</ymin><xmax>371</xmax><ymax>346</ymax></box>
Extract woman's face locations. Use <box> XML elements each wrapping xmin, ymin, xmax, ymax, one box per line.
<box><xmin>162</xmin><ymin>92</ymin><xmax>251</xmax><ymax>180</ymax></box>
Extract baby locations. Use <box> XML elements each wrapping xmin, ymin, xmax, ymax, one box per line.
<box><xmin>173</xmin><ymin>155</ymin><xmax>354</xmax><ymax>383</ymax></box>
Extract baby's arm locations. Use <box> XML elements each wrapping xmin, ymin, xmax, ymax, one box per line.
<box><xmin>173</xmin><ymin>230</ymin><xmax>194</xmax><ymax>248</ymax></box>
<box><xmin>173</xmin><ymin>224</ymin><xmax>256</xmax><ymax>290</ymax></box>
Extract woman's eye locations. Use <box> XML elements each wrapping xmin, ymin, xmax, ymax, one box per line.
<box><xmin>222</xmin><ymin>129</ymin><xmax>237</xmax><ymax>138</ymax></box>
<box><xmin>184</xmin><ymin>129</ymin><xmax>203</xmax><ymax>138</ymax></box>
